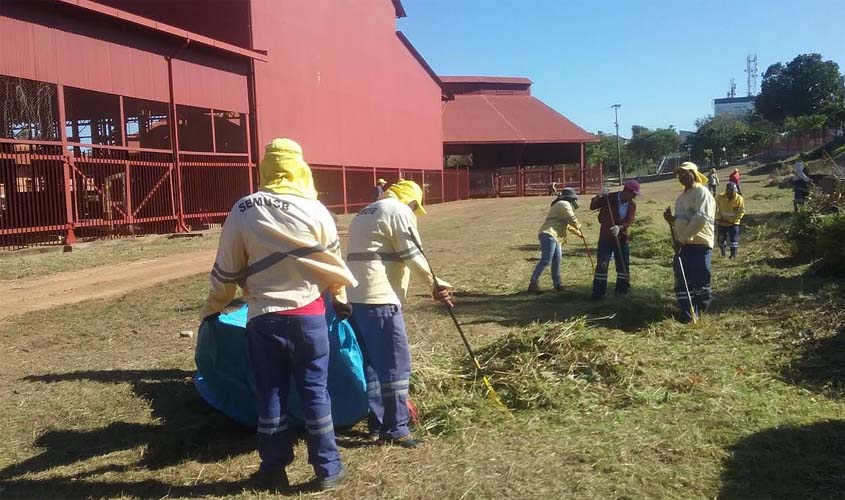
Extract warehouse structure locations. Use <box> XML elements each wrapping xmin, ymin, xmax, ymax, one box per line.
<box><xmin>0</xmin><ymin>0</ymin><xmax>598</xmax><ymax>249</ymax></box>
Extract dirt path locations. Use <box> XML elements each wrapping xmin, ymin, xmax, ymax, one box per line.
<box><xmin>0</xmin><ymin>250</ymin><xmax>216</xmax><ymax>320</ymax></box>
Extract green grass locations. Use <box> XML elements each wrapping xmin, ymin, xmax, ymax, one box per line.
<box><xmin>0</xmin><ymin>166</ymin><xmax>843</xmax><ymax>499</ymax></box>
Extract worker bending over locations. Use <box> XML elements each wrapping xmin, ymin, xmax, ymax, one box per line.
<box><xmin>528</xmin><ymin>187</ymin><xmax>583</xmax><ymax>293</ymax></box>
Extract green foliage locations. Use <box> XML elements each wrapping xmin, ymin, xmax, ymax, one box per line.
<box><xmin>585</xmin><ymin>140</ymin><xmax>609</xmax><ymax>166</ymax></box>
<box><xmin>785</xmin><ymin>193</ymin><xmax>845</xmax><ymax>275</ymax></box>
<box><xmin>756</xmin><ymin>53</ymin><xmax>845</xmax><ymax>125</ymax></box>
<box><xmin>627</xmin><ymin>126</ymin><xmax>682</xmax><ymax>166</ymax></box>
<box><xmin>445</xmin><ymin>154</ymin><xmax>472</xmax><ymax>168</ymax></box>
<box><xmin>685</xmin><ymin>113</ymin><xmax>773</xmax><ymax>165</ymax></box>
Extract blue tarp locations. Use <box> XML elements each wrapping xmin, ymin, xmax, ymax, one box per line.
<box><xmin>194</xmin><ymin>304</ymin><xmax>369</xmax><ymax>428</ymax></box>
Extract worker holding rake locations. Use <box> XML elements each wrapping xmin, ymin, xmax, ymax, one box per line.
<box><xmin>346</xmin><ymin>180</ymin><xmax>453</xmax><ymax>448</ymax></box>
<box><xmin>200</xmin><ymin>138</ymin><xmax>357</xmax><ymax>491</ymax></box>
<box><xmin>589</xmin><ymin>180</ymin><xmax>639</xmax><ymax>300</ymax></box>
<box><xmin>663</xmin><ymin>162</ymin><xmax>716</xmax><ymax>324</ymax></box>
<box><xmin>528</xmin><ymin>187</ymin><xmax>583</xmax><ymax>293</ymax></box>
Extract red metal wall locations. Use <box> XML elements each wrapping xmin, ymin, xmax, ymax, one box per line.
<box><xmin>0</xmin><ymin>2</ymin><xmax>249</xmax><ymax>113</ymax></box>
<box><xmin>250</xmin><ymin>0</ymin><xmax>443</xmax><ymax>170</ymax></box>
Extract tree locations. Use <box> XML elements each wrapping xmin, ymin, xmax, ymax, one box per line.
<box><xmin>755</xmin><ymin>53</ymin><xmax>845</xmax><ymax>124</ymax></box>
<box><xmin>627</xmin><ymin>126</ymin><xmax>681</xmax><ymax>165</ymax></box>
<box><xmin>784</xmin><ymin>114</ymin><xmax>827</xmax><ymax>152</ymax></box>
<box><xmin>589</xmin><ymin>132</ymin><xmax>629</xmax><ymax>173</ymax></box>
<box><xmin>685</xmin><ymin>114</ymin><xmax>772</xmax><ymax>164</ymax></box>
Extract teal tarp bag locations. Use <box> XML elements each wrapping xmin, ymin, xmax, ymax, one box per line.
<box><xmin>194</xmin><ymin>304</ymin><xmax>368</xmax><ymax>428</ymax></box>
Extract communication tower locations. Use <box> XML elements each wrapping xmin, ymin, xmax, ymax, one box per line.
<box><xmin>745</xmin><ymin>54</ymin><xmax>758</xmax><ymax>96</ymax></box>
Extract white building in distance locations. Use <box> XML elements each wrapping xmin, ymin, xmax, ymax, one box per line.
<box><xmin>714</xmin><ymin>96</ymin><xmax>755</xmax><ymax>119</ymax></box>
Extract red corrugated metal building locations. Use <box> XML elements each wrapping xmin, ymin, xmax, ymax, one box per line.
<box><xmin>440</xmin><ymin>76</ymin><xmax>601</xmax><ymax>198</ymax></box>
<box><xmin>0</xmin><ymin>0</ymin><xmax>457</xmax><ymax>248</ymax></box>
<box><xmin>0</xmin><ymin>0</ymin><xmax>597</xmax><ymax>249</ymax></box>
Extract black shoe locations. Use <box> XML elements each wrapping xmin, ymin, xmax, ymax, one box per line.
<box><xmin>379</xmin><ymin>436</ymin><xmax>426</xmax><ymax>448</ymax></box>
<box><xmin>527</xmin><ymin>282</ymin><xmax>543</xmax><ymax>294</ymax></box>
<box><xmin>316</xmin><ymin>466</ymin><xmax>348</xmax><ymax>491</ymax></box>
<box><xmin>249</xmin><ymin>468</ymin><xmax>289</xmax><ymax>492</ymax></box>
<box><xmin>554</xmin><ymin>285</ymin><xmax>565</xmax><ymax>292</ymax></box>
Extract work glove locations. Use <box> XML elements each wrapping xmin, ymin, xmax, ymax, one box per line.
<box><xmin>599</xmin><ymin>186</ymin><xmax>609</xmax><ymax>197</ymax></box>
<box><xmin>567</xmin><ymin>226</ymin><xmax>584</xmax><ymax>238</ymax></box>
<box><xmin>610</xmin><ymin>225</ymin><xmax>621</xmax><ymax>238</ymax></box>
<box><xmin>332</xmin><ymin>300</ymin><xmax>353</xmax><ymax>320</ymax></box>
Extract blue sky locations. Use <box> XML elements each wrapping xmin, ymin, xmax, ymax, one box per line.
<box><xmin>398</xmin><ymin>0</ymin><xmax>845</xmax><ymax>136</ymax></box>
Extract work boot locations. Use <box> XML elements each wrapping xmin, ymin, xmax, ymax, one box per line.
<box><xmin>527</xmin><ymin>282</ymin><xmax>542</xmax><ymax>294</ymax></box>
<box><xmin>379</xmin><ymin>435</ymin><xmax>426</xmax><ymax>448</ymax></box>
<box><xmin>554</xmin><ymin>285</ymin><xmax>565</xmax><ymax>292</ymax></box>
<box><xmin>249</xmin><ymin>467</ymin><xmax>289</xmax><ymax>492</ymax></box>
<box><xmin>315</xmin><ymin>465</ymin><xmax>348</xmax><ymax>491</ymax></box>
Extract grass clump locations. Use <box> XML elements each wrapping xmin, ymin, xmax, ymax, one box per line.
<box><xmin>785</xmin><ymin>193</ymin><xmax>845</xmax><ymax>274</ymax></box>
<box><xmin>474</xmin><ymin>319</ymin><xmax>627</xmax><ymax>410</ymax></box>
<box><xmin>628</xmin><ymin>218</ymin><xmax>673</xmax><ymax>262</ymax></box>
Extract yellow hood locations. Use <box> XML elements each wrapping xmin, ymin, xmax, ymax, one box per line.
<box><xmin>259</xmin><ymin>138</ymin><xmax>317</xmax><ymax>199</ymax></box>
<box><xmin>385</xmin><ymin>179</ymin><xmax>426</xmax><ymax>215</ymax></box>
<box><xmin>675</xmin><ymin>161</ymin><xmax>708</xmax><ymax>185</ymax></box>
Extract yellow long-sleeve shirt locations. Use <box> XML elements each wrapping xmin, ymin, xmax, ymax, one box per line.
<box><xmin>716</xmin><ymin>193</ymin><xmax>745</xmax><ymax>226</ymax></box>
<box><xmin>200</xmin><ymin>192</ymin><xmax>357</xmax><ymax>321</ymax></box>
<box><xmin>673</xmin><ymin>184</ymin><xmax>716</xmax><ymax>248</ymax></box>
<box><xmin>346</xmin><ymin>197</ymin><xmax>450</xmax><ymax>305</ymax></box>
<box><xmin>538</xmin><ymin>199</ymin><xmax>581</xmax><ymax>242</ymax></box>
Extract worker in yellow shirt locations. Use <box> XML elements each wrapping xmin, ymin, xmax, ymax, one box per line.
<box><xmin>346</xmin><ymin>180</ymin><xmax>452</xmax><ymax>448</ymax></box>
<box><xmin>663</xmin><ymin>162</ymin><xmax>716</xmax><ymax>324</ymax></box>
<box><xmin>715</xmin><ymin>182</ymin><xmax>745</xmax><ymax>258</ymax></box>
<box><xmin>528</xmin><ymin>187</ymin><xmax>582</xmax><ymax>293</ymax></box>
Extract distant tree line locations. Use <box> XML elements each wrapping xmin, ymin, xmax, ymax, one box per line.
<box><xmin>590</xmin><ymin>53</ymin><xmax>845</xmax><ymax>174</ymax></box>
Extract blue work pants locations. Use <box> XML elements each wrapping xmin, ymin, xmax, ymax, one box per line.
<box><xmin>350</xmin><ymin>303</ymin><xmax>411</xmax><ymax>440</ymax></box>
<box><xmin>245</xmin><ymin>313</ymin><xmax>342</xmax><ymax>479</ymax></box>
<box><xmin>673</xmin><ymin>245</ymin><xmax>712</xmax><ymax>323</ymax></box>
<box><xmin>592</xmin><ymin>237</ymin><xmax>630</xmax><ymax>298</ymax></box>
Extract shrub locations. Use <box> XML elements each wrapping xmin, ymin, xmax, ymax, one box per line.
<box><xmin>785</xmin><ymin>191</ymin><xmax>845</xmax><ymax>274</ymax></box>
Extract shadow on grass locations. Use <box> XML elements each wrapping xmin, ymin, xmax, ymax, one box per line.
<box><xmin>780</xmin><ymin>328</ymin><xmax>845</xmax><ymax>399</ymax></box>
<box><xmin>453</xmin><ymin>286</ymin><xmax>672</xmax><ymax>333</ymax></box>
<box><xmin>0</xmin><ymin>369</ymin><xmax>257</xmax><ymax>499</ymax></box>
<box><xmin>718</xmin><ymin>420</ymin><xmax>845</xmax><ymax>499</ymax></box>
<box><xmin>710</xmin><ymin>271</ymin><xmax>822</xmax><ymax>313</ymax></box>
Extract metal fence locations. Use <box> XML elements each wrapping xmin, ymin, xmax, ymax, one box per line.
<box><xmin>311</xmin><ymin>165</ymin><xmax>471</xmax><ymax>214</ymax></box>
<box><xmin>0</xmin><ymin>140</ymin><xmax>252</xmax><ymax>250</ymax></box>
<box><xmin>480</xmin><ymin>164</ymin><xmax>603</xmax><ymax>198</ymax></box>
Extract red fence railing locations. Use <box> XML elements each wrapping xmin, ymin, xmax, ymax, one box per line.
<box><xmin>0</xmin><ymin>140</ymin><xmax>252</xmax><ymax>250</ymax></box>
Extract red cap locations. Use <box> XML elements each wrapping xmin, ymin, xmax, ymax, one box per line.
<box><xmin>623</xmin><ymin>180</ymin><xmax>641</xmax><ymax>195</ymax></box>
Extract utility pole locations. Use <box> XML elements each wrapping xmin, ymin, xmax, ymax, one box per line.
<box><xmin>612</xmin><ymin>104</ymin><xmax>622</xmax><ymax>185</ymax></box>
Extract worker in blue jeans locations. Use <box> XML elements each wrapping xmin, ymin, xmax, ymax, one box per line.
<box><xmin>528</xmin><ymin>187</ymin><xmax>582</xmax><ymax>293</ymax></box>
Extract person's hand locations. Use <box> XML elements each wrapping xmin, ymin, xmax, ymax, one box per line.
<box><xmin>610</xmin><ymin>225</ymin><xmax>621</xmax><ymax>238</ymax></box>
<box><xmin>332</xmin><ymin>300</ymin><xmax>353</xmax><ymax>320</ymax></box>
<box><xmin>673</xmin><ymin>241</ymin><xmax>683</xmax><ymax>254</ymax></box>
<box><xmin>599</xmin><ymin>186</ymin><xmax>609</xmax><ymax>197</ymax></box>
<box><xmin>663</xmin><ymin>207</ymin><xmax>675</xmax><ymax>224</ymax></box>
<box><xmin>432</xmin><ymin>285</ymin><xmax>453</xmax><ymax>303</ymax></box>
<box><xmin>568</xmin><ymin>226</ymin><xmax>584</xmax><ymax>238</ymax></box>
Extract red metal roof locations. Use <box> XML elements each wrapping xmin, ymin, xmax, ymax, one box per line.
<box><xmin>442</xmin><ymin>94</ymin><xmax>597</xmax><ymax>144</ymax></box>
<box><xmin>440</xmin><ymin>76</ymin><xmax>533</xmax><ymax>85</ymax></box>
<box><xmin>52</xmin><ymin>0</ymin><xmax>269</xmax><ymax>61</ymax></box>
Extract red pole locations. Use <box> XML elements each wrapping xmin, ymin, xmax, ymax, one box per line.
<box><xmin>341</xmin><ymin>165</ymin><xmax>348</xmax><ymax>214</ymax></box>
<box><xmin>57</xmin><ymin>84</ymin><xmax>76</xmax><ymax>245</ymax></box>
<box><xmin>579</xmin><ymin>142</ymin><xmax>586</xmax><ymax>194</ymax></box>
<box><xmin>166</xmin><ymin>41</ymin><xmax>189</xmax><ymax>233</ymax></box>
